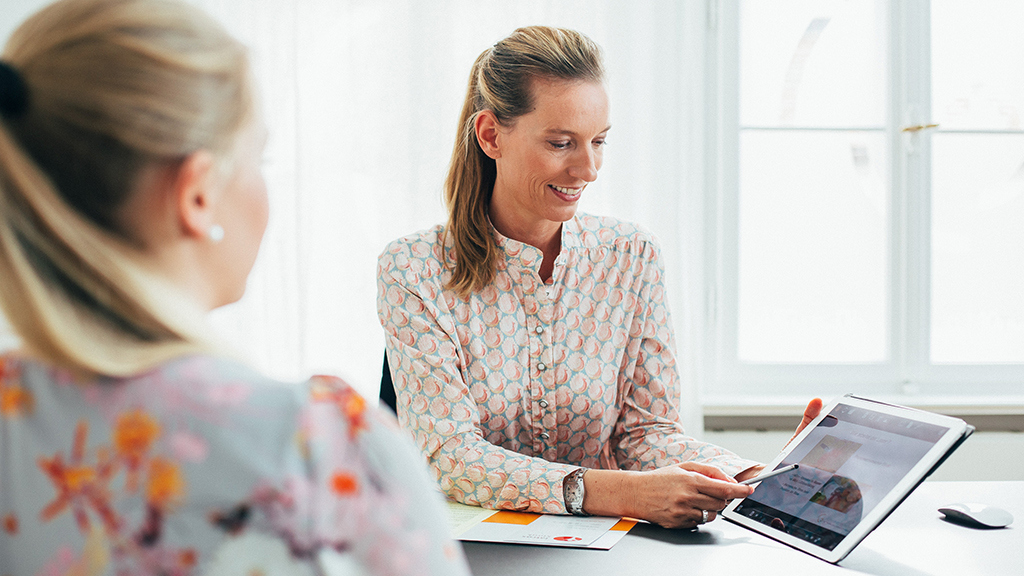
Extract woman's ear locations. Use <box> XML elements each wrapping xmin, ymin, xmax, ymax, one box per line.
<box><xmin>474</xmin><ymin>110</ymin><xmax>503</xmax><ymax>160</ymax></box>
<box><xmin>172</xmin><ymin>151</ymin><xmax>220</xmax><ymax>240</ymax></box>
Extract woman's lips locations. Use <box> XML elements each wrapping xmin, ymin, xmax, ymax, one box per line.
<box><xmin>549</xmin><ymin>184</ymin><xmax>583</xmax><ymax>202</ymax></box>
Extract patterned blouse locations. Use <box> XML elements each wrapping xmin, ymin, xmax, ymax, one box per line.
<box><xmin>377</xmin><ymin>213</ymin><xmax>757</xmax><ymax>515</ymax></box>
<box><xmin>0</xmin><ymin>353</ymin><xmax>470</xmax><ymax>576</ymax></box>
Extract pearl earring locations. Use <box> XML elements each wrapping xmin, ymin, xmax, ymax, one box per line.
<box><xmin>208</xmin><ymin>224</ymin><xmax>225</xmax><ymax>243</ymax></box>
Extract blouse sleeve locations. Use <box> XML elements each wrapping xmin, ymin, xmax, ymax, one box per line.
<box><xmin>608</xmin><ymin>240</ymin><xmax>759</xmax><ymax>477</ymax></box>
<box><xmin>378</xmin><ymin>264</ymin><xmax>577</xmax><ymax>515</ymax></box>
<box><xmin>292</xmin><ymin>376</ymin><xmax>471</xmax><ymax>576</ymax></box>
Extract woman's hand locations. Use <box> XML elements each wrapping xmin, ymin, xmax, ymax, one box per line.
<box><xmin>788</xmin><ymin>398</ymin><xmax>823</xmax><ymax>447</ymax></box>
<box><xmin>580</xmin><ymin>399</ymin><xmax>823</xmax><ymax>528</ymax></box>
<box><xmin>583</xmin><ymin>463</ymin><xmax>753</xmax><ymax>529</ymax></box>
<box><xmin>632</xmin><ymin>463</ymin><xmax>753</xmax><ymax>529</ymax></box>
<box><xmin>735</xmin><ymin>398</ymin><xmax>824</xmax><ymax>483</ymax></box>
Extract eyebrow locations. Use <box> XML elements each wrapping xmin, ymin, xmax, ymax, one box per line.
<box><xmin>544</xmin><ymin>126</ymin><xmax>612</xmax><ymax>136</ymax></box>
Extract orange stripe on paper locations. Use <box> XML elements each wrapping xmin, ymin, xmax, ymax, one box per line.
<box><xmin>610</xmin><ymin>518</ymin><xmax>638</xmax><ymax>531</ymax></box>
<box><xmin>482</xmin><ymin>511</ymin><xmax>541</xmax><ymax>525</ymax></box>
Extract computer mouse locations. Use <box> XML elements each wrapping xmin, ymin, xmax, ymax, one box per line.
<box><xmin>938</xmin><ymin>503</ymin><xmax>1014</xmax><ymax>528</ymax></box>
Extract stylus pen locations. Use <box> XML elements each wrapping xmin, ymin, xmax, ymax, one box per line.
<box><xmin>739</xmin><ymin>463</ymin><xmax>799</xmax><ymax>485</ymax></box>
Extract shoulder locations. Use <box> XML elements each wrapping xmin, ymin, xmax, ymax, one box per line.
<box><xmin>20</xmin><ymin>354</ymin><xmax>332</xmax><ymax>418</ymax></box>
<box><xmin>574</xmin><ymin>212</ymin><xmax>662</xmax><ymax>259</ymax></box>
<box><xmin>149</xmin><ymin>355</ymin><xmax>305</xmax><ymax>401</ymax></box>
<box><xmin>137</xmin><ymin>358</ymin><xmax>383</xmax><ymax>461</ymax></box>
<box><xmin>0</xmin><ymin>352</ymin><xmax>297</xmax><ymax>401</ymax></box>
<box><xmin>137</xmin><ymin>358</ymin><xmax>384</xmax><ymax>465</ymax></box>
<box><xmin>164</xmin><ymin>357</ymin><xmax>370</xmax><ymax>420</ymax></box>
<box><xmin>378</xmin><ymin>224</ymin><xmax>446</xmax><ymax>265</ymax></box>
<box><xmin>0</xmin><ymin>351</ymin><xmax>306</xmax><ymax>409</ymax></box>
<box><xmin>377</xmin><ymin>223</ymin><xmax>451</xmax><ymax>285</ymax></box>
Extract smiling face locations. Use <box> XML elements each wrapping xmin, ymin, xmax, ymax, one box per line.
<box><xmin>485</xmin><ymin>77</ymin><xmax>610</xmax><ymax>246</ymax></box>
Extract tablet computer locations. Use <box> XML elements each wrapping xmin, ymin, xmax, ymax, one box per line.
<box><xmin>721</xmin><ymin>394</ymin><xmax>974</xmax><ymax>564</ymax></box>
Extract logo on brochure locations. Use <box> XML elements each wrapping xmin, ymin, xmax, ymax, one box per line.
<box><xmin>553</xmin><ymin>536</ymin><xmax>583</xmax><ymax>542</ymax></box>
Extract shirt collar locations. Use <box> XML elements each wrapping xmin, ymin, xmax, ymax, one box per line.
<box><xmin>490</xmin><ymin>216</ymin><xmax>581</xmax><ymax>273</ymax></box>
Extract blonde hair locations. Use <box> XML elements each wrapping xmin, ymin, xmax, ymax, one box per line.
<box><xmin>0</xmin><ymin>0</ymin><xmax>252</xmax><ymax>376</ymax></box>
<box><xmin>444</xmin><ymin>26</ymin><xmax>604</xmax><ymax>297</ymax></box>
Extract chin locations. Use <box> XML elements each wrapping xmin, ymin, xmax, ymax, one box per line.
<box><xmin>212</xmin><ymin>286</ymin><xmax>247</xmax><ymax>310</ymax></box>
<box><xmin>550</xmin><ymin>206</ymin><xmax>580</xmax><ymax>223</ymax></box>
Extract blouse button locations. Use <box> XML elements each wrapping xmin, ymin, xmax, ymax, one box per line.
<box><xmin>538</xmin><ymin>363</ymin><xmax>547</xmax><ymax>371</ymax></box>
<box><xmin>539</xmin><ymin>399</ymin><xmax>549</xmax><ymax>408</ymax></box>
<box><xmin>535</xmin><ymin>325</ymin><xmax>544</xmax><ymax>334</ymax></box>
<box><xmin>540</xmin><ymin>432</ymin><xmax>550</xmax><ymax>440</ymax></box>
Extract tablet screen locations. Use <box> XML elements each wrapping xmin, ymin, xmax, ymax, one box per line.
<box><xmin>730</xmin><ymin>403</ymin><xmax>950</xmax><ymax>551</ymax></box>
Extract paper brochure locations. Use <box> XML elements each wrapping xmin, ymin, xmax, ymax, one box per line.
<box><xmin>445</xmin><ymin>501</ymin><xmax>637</xmax><ymax>549</ymax></box>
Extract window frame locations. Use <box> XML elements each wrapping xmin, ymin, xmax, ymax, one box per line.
<box><xmin>703</xmin><ymin>0</ymin><xmax>1024</xmax><ymax>407</ymax></box>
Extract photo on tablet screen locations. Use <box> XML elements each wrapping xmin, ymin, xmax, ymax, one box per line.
<box><xmin>730</xmin><ymin>403</ymin><xmax>951</xmax><ymax>551</ymax></box>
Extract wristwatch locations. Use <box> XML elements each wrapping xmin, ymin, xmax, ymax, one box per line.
<box><xmin>563</xmin><ymin>467</ymin><xmax>590</xmax><ymax>516</ymax></box>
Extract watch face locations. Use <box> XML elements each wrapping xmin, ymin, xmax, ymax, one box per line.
<box><xmin>568</xmin><ymin>490</ymin><xmax>583</xmax><ymax>513</ymax></box>
<box><xmin>569</xmin><ymin>485</ymin><xmax>582</xmax><ymax>503</ymax></box>
<box><xmin>565</xmin><ymin>470</ymin><xmax>586</xmax><ymax>514</ymax></box>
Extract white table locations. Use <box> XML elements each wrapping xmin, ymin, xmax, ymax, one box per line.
<box><xmin>462</xmin><ymin>481</ymin><xmax>1021</xmax><ymax>576</ymax></box>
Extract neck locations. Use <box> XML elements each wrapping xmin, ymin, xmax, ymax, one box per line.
<box><xmin>488</xmin><ymin>209</ymin><xmax>563</xmax><ymax>282</ymax></box>
<box><xmin>136</xmin><ymin>241</ymin><xmax>219</xmax><ymax>312</ymax></box>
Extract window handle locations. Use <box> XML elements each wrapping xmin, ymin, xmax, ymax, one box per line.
<box><xmin>901</xmin><ymin>123</ymin><xmax>939</xmax><ymax>133</ymax></box>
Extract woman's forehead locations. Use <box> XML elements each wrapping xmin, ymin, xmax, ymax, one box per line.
<box><xmin>522</xmin><ymin>78</ymin><xmax>610</xmax><ymax>133</ymax></box>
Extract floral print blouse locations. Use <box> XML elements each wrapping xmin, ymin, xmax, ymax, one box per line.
<box><xmin>0</xmin><ymin>353</ymin><xmax>470</xmax><ymax>576</ymax></box>
<box><xmin>377</xmin><ymin>213</ymin><xmax>757</xmax><ymax>515</ymax></box>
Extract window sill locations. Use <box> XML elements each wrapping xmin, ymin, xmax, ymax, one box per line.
<box><xmin>702</xmin><ymin>395</ymin><xmax>1024</xmax><ymax>432</ymax></box>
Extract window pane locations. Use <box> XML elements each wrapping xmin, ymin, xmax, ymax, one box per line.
<box><xmin>740</xmin><ymin>0</ymin><xmax>887</xmax><ymax>128</ymax></box>
<box><xmin>738</xmin><ymin>131</ymin><xmax>889</xmax><ymax>363</ymax></box>
<box><xmin>931</xmin><ymin>134</ymin><xmax>1024</xmax><ymax>363</ymax></box>
<box><xmin>932</xmin><ymin>1</ymin><xmax>1024</xmax><ymax>131</ymax></box>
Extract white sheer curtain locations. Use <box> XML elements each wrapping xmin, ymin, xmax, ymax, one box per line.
<box><xmin>1</xmin><ymin>0</ymin><xmax>712</xmax><ymax>433</ymax></box>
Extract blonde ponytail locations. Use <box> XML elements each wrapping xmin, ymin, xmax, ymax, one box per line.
<box><xmin>0</xmin><ymin>0</ymin><xmax>251</xmax><ymax>376</ymax></box>
<box><xmin>443</xmin><ymin>51</ymin><xmax>502</xmax><ymax>298</ymax></box>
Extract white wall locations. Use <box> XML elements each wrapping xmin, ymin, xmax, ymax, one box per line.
<box><xmin>704</xmin><ymin>430</ymin><xmax>1024</xmax><ymax>481</ymax></box>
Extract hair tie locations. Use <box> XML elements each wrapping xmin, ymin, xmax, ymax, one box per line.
<box><xmin>0</xmin><ymin>60</ymin><xmax>30</xmax><ymax>118</ymax></box>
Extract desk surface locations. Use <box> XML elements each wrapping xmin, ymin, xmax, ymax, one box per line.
<box><xmin>463</xmin><ymin>481</ymin><xmax>1021</xmax><ymax>576</ymax></box>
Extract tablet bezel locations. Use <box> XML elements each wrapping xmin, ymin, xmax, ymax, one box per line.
<box><xmin>721</xmin><ymin>394</ymin><xmax>970</xmax><ymax>564</ymax></box>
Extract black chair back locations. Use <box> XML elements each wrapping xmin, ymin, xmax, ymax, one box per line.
<box><xmin>379</xmin><ymin>351</ymin><xmax>397</xmax><ymax>413</ymax></box>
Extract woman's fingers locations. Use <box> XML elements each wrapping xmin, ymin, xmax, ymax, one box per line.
<box><xmin>630</xmin><ymin>464</ymin><xmax>754</xmax><ymax>529</ymax></box>
<box><xmin>675</xmin><ymin>462</ymin><xmax>752</xmax><ymax>503</ymax></box>
<box><xmin>679</xmin><ymin>461</ymin><xmax>735</xmax><ymax>482</ymax></box>
<box><xmin>692</xmin><ymin>473</ymin><xmax>753</xmax><ymax>502</ymax></box>
<box><xmin>689</xmin><ymin>493</ymin><xmax>729</xmax><ymax>512</ymax></box>
<box><xmin>675</xmin><ymin>507</ymin><xmax>719</xmax><ymax>529</ymax></box>
<box><xmin>797</xmin><ymin>398</ymin><xmax>824</xmax><ymax>433</ymax></box>
<box><xmin>785</xmin><ymin>397</ymin><xmax>824</xmax><ymax>448</ymax></box>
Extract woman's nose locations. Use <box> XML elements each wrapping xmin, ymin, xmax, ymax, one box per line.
<box><xmin>568</xmin><ymin>148</ymin><xmax>600</xmax><ymax>182</ymax></box>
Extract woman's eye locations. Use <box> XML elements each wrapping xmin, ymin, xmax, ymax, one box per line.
<box><xmin>594</xmin><ymin>139</ymin><xmax>607</xmax><ymax>147</ymax></box>
<box><xmin>549</xmin><ymin>141</ymin><xmax>571</xmax><ymax>149</ymax></box>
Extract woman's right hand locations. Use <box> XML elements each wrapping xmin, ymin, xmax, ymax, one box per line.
<box><xmin>584</xmin><ymin>463</ymin><xmax>753</xmax><ymax>529</ymax></box>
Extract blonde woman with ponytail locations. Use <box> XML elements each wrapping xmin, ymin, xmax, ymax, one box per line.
<box><xmin>378</xmin><ymin>26</ymin><xmax>823</xmax><ymax>529</ymax></box>
<box><xmin>0</xmin><ymin>1</ymin><xmax>469</xmax><ymax>573</ymax></box>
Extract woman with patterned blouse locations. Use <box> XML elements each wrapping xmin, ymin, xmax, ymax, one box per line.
<box><xmin>377</xmin><ymin>26</ymin><xmax>822</xmax><ymax>530</ymax></box>
<box><xmin>0</xmin><ymin>1</ymin><xmax>470</xmax><ymax>574</ymax></box>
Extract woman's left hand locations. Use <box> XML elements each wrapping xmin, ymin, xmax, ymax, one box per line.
<box><xmin>733</xmin><ymin>398</ymin><xmax>823</xmax><ymax>483</ymax></box>
<box><xmin>788</xmin><ymin>398</ymin><xmax>823</xmax><ymax>447</ymax></box>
